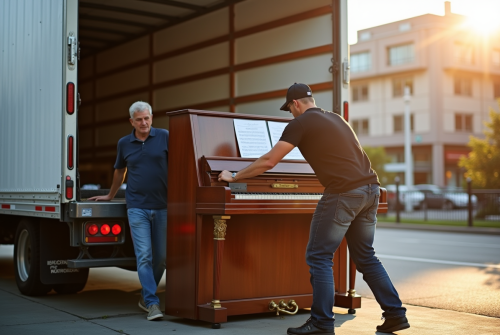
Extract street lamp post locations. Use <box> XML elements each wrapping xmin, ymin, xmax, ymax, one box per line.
<box><xmin>404</xmin><ymin>86</ymin><xmax>413</xmax><ymax>212</ymax></box>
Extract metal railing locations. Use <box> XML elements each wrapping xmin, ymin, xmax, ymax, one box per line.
<box><xmin>385</xmin><ymin>185</ymin><xmax>500</xmax><ymax>225</ymax></box>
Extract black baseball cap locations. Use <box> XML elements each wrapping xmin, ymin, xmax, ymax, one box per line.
<box><xmin>280</xmin><ymin>83</ymin><xmax>313</xmax><ymax>111</ymax></box>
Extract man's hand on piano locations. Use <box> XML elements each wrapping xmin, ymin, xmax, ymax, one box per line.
<box><xmin>218</xmin><ymin>170</ymin><xmax>234</xmax><ymax>182</ymax></box>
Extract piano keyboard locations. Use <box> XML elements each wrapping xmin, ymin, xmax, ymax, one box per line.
<box><xmin>232</xmin><ymin>192</ymin><xmax>323</xmax><ymax>200</ymax></box>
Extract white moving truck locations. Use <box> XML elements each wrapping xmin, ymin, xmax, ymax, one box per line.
<box><xmin>0</xmin><ymin>0</ymin><xmax>349</xmax><ymax>296</ymax></box>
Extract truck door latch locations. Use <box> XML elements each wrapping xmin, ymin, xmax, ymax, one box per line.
<box><xmin>67</xmin><ymin>32</ymin><xmax>77</xmax><ymax>69</ymax></box>
<box><xmin>342</xmin><ymin>60</ymin><xmax>350</xmax><ymax>85</ymax></box>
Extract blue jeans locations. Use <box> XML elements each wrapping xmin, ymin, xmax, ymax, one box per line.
<box><xmin>306</xmin><ymin>184</ymin><xmax>406</xmax><ymax>330</ymax></box>
<box><xmin>127</xmin><ymin>208</ymin><xmax>167</xmax><ymax>308</ymax></box>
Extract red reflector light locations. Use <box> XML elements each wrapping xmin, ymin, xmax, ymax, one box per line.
<box><xmin>101</xmin><ymin>224</ymin><xmax>111</xmax><ymax>235</ymax></box>
<box><xmin>45</xmin><ymin>206</ymin><xmax>56</xmax><ymax>212</ymax></box>
<box><xmin>65</xmin><ymin>175</ymin><xmax>74</xmax><ymax>200</ymax></box>
<box><xmin>67</xmin><ymin>82</ymin><xmax>75</xmax><ymax>114</ymax></box>
<box><xmin>1</xmin><ymin>204</ymin><xmax>10</xmax><ymax>209</ymax></box>
<box><xmin>88</xmin><ymin>224</ymin><xmax>99</xmax><ymax>235</ymax></box>
<box><xmin>111</xmin><ymin>224</ymin><xmax>122</xmax><ymax>235</ymax></box>
<box><xmin>67</xmin><ymin>136</ymin><xmax>74</xmax><ymax>169</ymax></box>
<box><xmin>343</xmin><ymin>101</ymin><xmax>349</xmax><ymax>122</ymax></box>
<box><xmin>87</xmin><ymin>236</ymin><xmax>118</xmax><ymax>243</ymax></box>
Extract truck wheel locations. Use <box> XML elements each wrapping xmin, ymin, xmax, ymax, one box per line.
<box><xmin>14</xmin><ymin>220</ymin><xmax>52</xmax><ymax>296</ymax></box>
<box><xmin>53</xmin><ymin>269</ymin><xmax>89</xmax><ymax>294</ymax></box>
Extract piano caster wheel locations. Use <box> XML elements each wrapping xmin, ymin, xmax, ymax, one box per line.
<box><xmin>212</xmin><ymin>323</ymin><xmax>221</xmax><ymax>329</ymax></box>
<box><xmin>348</xmin><ymin>309</ymin><xmax>356</xmax><ymax>314</ymax></box>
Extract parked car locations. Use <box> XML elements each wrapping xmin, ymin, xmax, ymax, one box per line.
<box><xmin>386</xmin><ymin>185</ymin><xmax>425</xmax><ymax>210</ymax></box>
<box><xmin>414</xmin><ymin>184</ymin><xmax>477</xmax><ymax>209</ymax></box>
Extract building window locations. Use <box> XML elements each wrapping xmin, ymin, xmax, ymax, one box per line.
<box><xmin>454</xmin><ymin>75</ymin><xmax>472</xmax><ymax>96</ymax></box>
<box><xmin>393</xmin><ymin>114</ymin><xmax>414</xmax><ymax>133</ymax></box>
<box><xmin>359</xmin><ymin>32</ymin><xmax>371</xmax><ymax>41</ymax></box>
<box><xmin>399</xmin><ymin>22</ymin><xmax>411</xmax><ymax>32</ymax></box>
<box><xmin>393</xmin><ymin>77</ymin><xmax>413</xmax><ymax>97</ymax></box>
<box><xmin>352</xmin><ymin>119</ymin><xmax>369</xmax><ymax>135</ymax></box>
<box><xmin>492</xmin><ymin>49</ymin><xmax>500</xmax><ymax>67</ymax></box>
<box><xmin>494</xmin><ymin>80</ymin><xmax>500</xmax><ymax>98</ymax></box>
<box><xmin>455</xmin><ymin>42</ymin><xmax>474</xmax><ymax>64</ymax></box>
<box><xmin>352</xmin><ymin>84</ymin><xmax>369</xmax><ymax>102</ymax></box>
<box><xmin>455</xmin><ymin>113</ymin><xmax>473</xmax><ymax>132</ymax></box>
<box><xmin>388</xmin><ymin>43</ymin><xmax>414</xmax><ymax>65</ymax></box>
<box><xmin>351</xmin><ymin>52</ymin><xmax>371</xmax><ymax>73</ymax></box>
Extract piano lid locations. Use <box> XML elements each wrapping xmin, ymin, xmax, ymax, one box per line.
<box><xmin>202</xmin><ymin>156</ymin><xmax>315</xmax><ymax>175</ymax></box>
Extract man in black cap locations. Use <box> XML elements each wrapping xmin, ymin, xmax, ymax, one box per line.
<box><xmin>218</xmin><ymin>83</ymin><xmax>409</xmax><ymax>334</ymax></box>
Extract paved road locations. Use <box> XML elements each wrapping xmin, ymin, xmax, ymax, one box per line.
<box><xmin>356</xmin><ymin>228</ymin><xmax>500</xmax><ymax>318</ymax></box>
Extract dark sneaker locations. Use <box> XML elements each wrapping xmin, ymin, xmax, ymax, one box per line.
<box><xmin>376</xmin><ymin>316</ymin><xmax>410</xmax><ymax>333</ymax></box>
<box><xmin>287</xmin><ymin>317</ymin><xmax>334</xmax><ymax>335</ymax></box>
<box><xmin>147</xmin><ymin>304</ymin><xmax>163</xmax><ymax>321</ymax></box>
<box><xmin>138</xmin><ymin>296</ymin><xmax>148</xmax><ymax>313</ymax></box>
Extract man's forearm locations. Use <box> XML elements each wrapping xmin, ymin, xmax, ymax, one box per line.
<box><xmin>108</xmin><ymin>168</ymin><xmax>127</xmax><ymax>198</ymax></box>
<box><xmin>233</xmin><ymin>155</ymin><xmax>275</xmax><ymax>181</ymax></box>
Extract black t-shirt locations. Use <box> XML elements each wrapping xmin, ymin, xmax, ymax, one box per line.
<box><xmin>280</xmin><ymin>107</ymin><xmax>379</xmax><ymax>193</ymax></box>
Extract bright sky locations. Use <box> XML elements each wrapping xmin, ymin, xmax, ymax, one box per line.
<box><xmin>348</xmin><ymin>0</ymin><xmax>500</xmax><ymax>44</ymax></box>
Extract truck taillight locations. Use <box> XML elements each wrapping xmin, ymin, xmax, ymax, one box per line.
<box><xmin>84</xmin><ymin>221</ymin><xmax>124</xmax><ymax>244</ymax></box>
<box><xmin>344</xmin><ymin>101</ymin><xmax>349</xmax><ymax>122</ymax></box>
<box><xmin>88</xmin><ymin>224</ymin><xmax>98</xmax><ymax>235</ymax></box>
<box><xmin>112</xmin><ymin>224</ymin><xmax>122</xmax><ymax>235</ymax></box>
<box><xmin>67</xmin><ymin>82</ymin><xmax>75</xmax><ymax>115</ymax></box>
<box><xmin>100</xmin><ymin>224</ymin><xmax>111</xmax><ymax>235</ymax></box>
<box><xmin>67</xmin><ymin>135</ymin><xmax>74</xmax><ymax>169</ymax></box>
<box><xmin>65</xmin><ymin>175</ymin><xmax>74</xmax><ymax>200</ymax></box>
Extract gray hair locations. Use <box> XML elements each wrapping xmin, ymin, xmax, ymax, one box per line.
<box><xmin>129</xmin><ymin>101</ymin><xmax>152</xmax><ymax>119</ymax></box>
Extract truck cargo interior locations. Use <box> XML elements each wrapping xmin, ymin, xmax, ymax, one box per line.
<box><xmin>76</xmin><ymin>0</ymin><xmax>342</xmax><ymax>188</ymax></box>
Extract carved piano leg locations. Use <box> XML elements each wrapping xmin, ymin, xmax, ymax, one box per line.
<box><xmin>348</xmin><ymin>257</ymin><xmax>357</xmax><ymax>314</ymax></box>
<box><xmin>198</xmin><ymin>215</ymin><xmax>230</xmax><ymax>328</ymax></box>
<box><xmin>212</xmin><ymin>215</ymin><xmax>229</xmax><ymax>308</ymax></box>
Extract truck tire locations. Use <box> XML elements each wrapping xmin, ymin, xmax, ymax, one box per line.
<box><xmin>53</xmin><ymin>268</ymin><xmax>89</xmax><ymax>294</ymax></box>
<box><xmin>14</xmin><ymin>220</ymin><xmax>52</xmax><ymax>296</ymax></box>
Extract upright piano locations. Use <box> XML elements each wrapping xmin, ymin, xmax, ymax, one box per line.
<box><xmin>165</xmin><ymin>110</ymin><xmax>387</xmax><ymax>327</ymax></box>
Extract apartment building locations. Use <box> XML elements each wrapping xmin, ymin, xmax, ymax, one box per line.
<box><xmin>349</xmin><ymin>2</ymin><xmax>500</xmax><ymax>187</ymax></box>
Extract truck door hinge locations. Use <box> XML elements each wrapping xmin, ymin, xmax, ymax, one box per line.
<box><xmin>329</xmin><ymin>58</ymin><xmax>339</xmax><ymax>74</ymax></box>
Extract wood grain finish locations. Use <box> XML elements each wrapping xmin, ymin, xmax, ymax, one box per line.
<box><xmin>165</xmin><ymin>109</ymin><xmax>387</xmax><ymax>325</ymax></box>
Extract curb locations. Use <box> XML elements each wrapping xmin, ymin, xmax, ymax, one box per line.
<box><xmin>376</xmin><ymin>222</ymin><xmax>500</xmax><ymax>235</ymax></box>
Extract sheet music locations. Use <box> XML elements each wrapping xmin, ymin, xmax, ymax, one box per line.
<box><xmin>233</xmin><ymin>119</ymin><xmax>272</xmax><ymax>158</ymax></box>
<box><xmin>267</xmin><ymin>121</ymin><xmax>305</xmax><ymax>160</ymax></box>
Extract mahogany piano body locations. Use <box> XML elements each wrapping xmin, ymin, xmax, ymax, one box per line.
<box><xmin>165</xmin><ymin>109</ymin><xmax>388</xmax><ymax>325</ymax></box>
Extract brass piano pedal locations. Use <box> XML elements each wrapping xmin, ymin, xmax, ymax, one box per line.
<box><xmin>269</xmin><ymin>299</ymin><xmax>299</xmax><ymax>315</ymax></box>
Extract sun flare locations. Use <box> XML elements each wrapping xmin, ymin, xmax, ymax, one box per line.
<box><xmin>464</xmin><ymin>9</ymin><xmax>500</xmax><ymax>34</ymax></box>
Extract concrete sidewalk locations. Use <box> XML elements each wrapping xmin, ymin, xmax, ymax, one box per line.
<box><xmin>377</xmin><ymin>221</ymin><xmax>500</xmax><ymax>235</ymax></box>
<box><xmin>1</xmin><ymin>269</ymin><xmax>500</xmax><ymax>335</ymax></box>
<box><xmin>1</xmin><ymin>287</ymin><xmax>499</xmax><ymax>335</ymax></box>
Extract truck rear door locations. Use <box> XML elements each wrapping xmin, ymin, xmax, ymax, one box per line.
<box><xmin>62</xmin><ymin>0</ymin><xmax>79</xmax><ymax>203</ymax></box>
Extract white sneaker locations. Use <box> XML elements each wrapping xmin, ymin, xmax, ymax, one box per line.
<box><xmin>147</xmin><ymin>304</ymin><xmax>163</xmax><ymax>321</ymax></box>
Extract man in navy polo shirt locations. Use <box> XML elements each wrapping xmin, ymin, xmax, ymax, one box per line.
<box><xmin>89</xmin><ymin>101</ymin><xmax>168</xmax><ymax>321</ymax></box>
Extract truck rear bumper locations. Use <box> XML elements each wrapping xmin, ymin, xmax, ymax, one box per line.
<box><xmin>69</xmin><ymin>200</ymin><xmax>127</xmax><ymax>219</ymax></box>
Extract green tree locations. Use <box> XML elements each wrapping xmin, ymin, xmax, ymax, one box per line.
<box><xmin>363</xmin><ymin>146</ymin><xmax>396</xmax><ymax>185</ymax></box>
<box><xmin>459</xmin><ymin>102</ymin><xmax>500</xmax><ymax>189</ymax></box>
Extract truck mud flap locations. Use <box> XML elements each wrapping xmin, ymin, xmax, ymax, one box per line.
<box><xmin>39</xmin><ymin>220</ymin><xmax>88</xmax><ymax>285</ymax></box>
